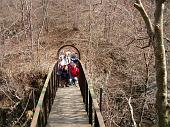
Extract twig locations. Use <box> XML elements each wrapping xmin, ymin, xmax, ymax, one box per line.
<box><xmin>127</xmin><ymin>97</ymin><xmax>137</xmax><ymax>127</ymax></box>
<box><xmin>138</xmin><ymin>53</ymin><xmax>150</xmax><ymax>127</ymax></box>
<box><xmin>126</xmin><ymin>37</ymin><xmax>149</xmax><ymax>46</ymax></box>
<box><xmin>126</xmin><ymin>38</ymin><xmax>136</xmax><ymax>46</ymax></box>
<box><xmin>164</xmin><ymin>37</ymin><xmax>170</xmax><ymax>43</ymax></box>
<box><xmin>111</xmin><ymin>117</ymin><xmax>120</xmax><ymax>127</ymax></box>
<box><xmin>0</xmin><ymin>15</ymin><xmax>21</xmax><ymax>36</ymax></box>
<box><xmin>0</xmin><ymin>87</ymin><xmax>15</xmax><ymax>103</ymax></box>
<box><xmin>12</xmin><ymin>90</ymin><xmax>32</xmax><ymax>127</ymax></box>
<box><xmin>32</xmin><ymin>89</ymin><xmax>35</xmax><ymax>110</ymax></box>
<box><xmin>135</xmin><ymin>43</ymin><xmax>150</xmax><ymax>49</ymax></box>
<box><xmin>21</xmin><ymin>117</ymin><xmax>31</xmax><ymax>127</ymax></box>
<box><xmin>134</xmin><ymin>0</ymin><xmax>154</xmax><ymax>37</ymax></box>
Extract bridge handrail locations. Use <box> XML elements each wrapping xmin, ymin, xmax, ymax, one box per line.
<box><xmin>31</xmin><ymin>60</ymin><xmax>105</xmax><ymax>127</ymax></box>
<box><xmin>31</xmin><ymin>62</ymin><xmax>58</xmax><ymax>127</ymax></box>
<box><xmin>89</xmin><ymin>86</ymin><xmax>106</xmax><ymax>127</ymax></box>
<box><xmin>78</xmin><ymin>61</ymin><xmax>105</xmax><ymax>127</ymax></box>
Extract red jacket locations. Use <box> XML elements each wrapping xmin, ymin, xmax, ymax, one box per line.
<box><xmin>70</xmin><ymin>67</ymin><xmax>79</xmax><ymax>77</ymax></box>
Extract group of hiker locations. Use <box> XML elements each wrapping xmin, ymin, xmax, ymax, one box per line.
<box><xmin>58</xmin><ymin>51</ymin><xmax>79</xmax><ymax>87</ymax></box>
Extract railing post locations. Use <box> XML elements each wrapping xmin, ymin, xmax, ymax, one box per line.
<box><xmin>54</xmin><ymin>65</ymin><xmax>56</xmax><ymax>93</ymax></box>
<box><xmin>57</xmin><ymin>76</ymin><xmax>59</xmax><ymax>89</ymax></box>
<box><xmin>43</xmin><ymin>94</ymin><xmax>48</xmax><ymax>125</ymax></box>
<box><xmin>38</xmin><ymin>112</ymin><xmax>42</xmax><ymax>127</ymax></box>
<box><xmin>53</xmin><ymin>69</ymin><xmax>55</xmax><ymax>97</ymax></box>
<box><xmin>85</xmin><ymin>81</ymin><xmax>88</xmax><ymax>113</ymax></box>
<box><xmin>83</xmin><ymin>75</ymin><xmax>85</xmax><ymax>103</ymax></box>
<box><xmin>79</xmin><ymin>74</ymin><xmax>83</xmax><ymax>97</ymax></box>
<box><xmin>48</xmin><ymin>80</ymin><xmax>51</xmax><ymax>112</ymax></box>
<box><xmin>100</xmin><ymin>86</ymin><xmax>103</xmax><ymax>112</ymax></box>
<box><xmin>56</xmin><ymin>64</ymin><xmax>58</xmax><ymax>92</ymax></box>
<box><xmin>54</xmin><ymin>71</ymin><xmax>56</xmax><ymax>98</ymax></box>
<box><xmin>89</xmin><ymin>91</ymin><xmax>93</xmax><ymax>125</ymax></box>
<box><xmin>57</xmin><ymin>68</ymin><xmax>59</xmax><ymax>88</ymax></box>
<box><xmin>94</xmin><ymin>112</ymin><xmax>99</xmax><ymax>127</ymax></box>
<box><xmin>46</xmin><ymin>86</ymin><xmax>49</xmax><ymax>117</ymax></box>
<box><xmin>51</xmin><ymin>72</ymin><xmax>53</xmax><ymax>102</ymax></box>
<box><xmin>78</xmin><ymin>62</ymin><xmax>85</xmax><ymax>101</ymax></box>
<box><xmin>52</xmin><ymin>70</ymin><xmax>54</xmax><ymax>101</ymax></box>
<box><xmin>41</xmin><ymin>105</ymin><xmax>46</xmax><ymax>127</ymax></box>
<box><xmin>50</xmin><ymin>78</ymin><xmax>53</xmax><ymax>110</ymax></box>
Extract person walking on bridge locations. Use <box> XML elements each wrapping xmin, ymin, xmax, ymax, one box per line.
<box><xmin>69</xmin><ymin>63</ymin><xmax>79</xmax><ymax>86</ymax></box>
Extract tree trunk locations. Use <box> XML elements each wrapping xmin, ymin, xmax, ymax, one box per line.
<box><xmin>134</xmin><ymin>0</ymin><xmax>169</xmax><ymax>126</ymax></box>
<box><xmin>154</xmin><ymin>1</ymin><xmax>169</xmax><ymax>126</ymax></box>
<box><xmin>42</xmin><ymin>0</ymin><xmax>48</xmax><ymax>33</ymax></box>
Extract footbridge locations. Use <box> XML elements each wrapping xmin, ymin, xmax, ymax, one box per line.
<box><xmin>30</xmin><ymin>45</ymin><xmax>105</xmax><ymax>127</ymax></box>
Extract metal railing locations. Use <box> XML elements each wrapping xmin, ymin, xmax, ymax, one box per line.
<box><xmin>31</xmin><ymin>61</ymin><xmax>105</xmax><ymax>127</ymax></box>
<box><xmin>30</xmin><ymin>62</ymin><xmax>59</xmax><ymax>127</ymax></box>
<box><xmin>78</xmin><ymin>61</ymin><xmax>105</xmax><ymax>127</ymax></box>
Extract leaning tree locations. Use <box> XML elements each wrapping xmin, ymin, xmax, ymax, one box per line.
<box><xmin>134</xmin><ymin>0</ymin><xmax>169</xmax><ymax>126</ymax></box>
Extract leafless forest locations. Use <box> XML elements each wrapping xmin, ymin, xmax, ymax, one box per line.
<box><xmin>0</xmin><ymin>0</ymin><xmax>170</xmax><ymax>127</ymax></box>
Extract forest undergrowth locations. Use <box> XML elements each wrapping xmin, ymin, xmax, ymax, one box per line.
<box><xmin>0</xmin><ymin>0</ymin><xmax>170</xmax><ymax>127</ymax></box>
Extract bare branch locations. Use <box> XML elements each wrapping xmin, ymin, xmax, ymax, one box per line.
<box><xmin>138</xmin><ymin>53</ymin><xmax>151</xmax><ymax>127</ymax></box>
<box><xmin>12</xmin><ymin>91</ymin><xmax>32</xmax><ymax>127</ymax></box>
<box><xmin>141</xmin><ymin>43</ymin><xmax>151</xmax><ymax>49</ymax></box>
<box><xmin>0</xmin><ymin>87</ymin><xmax>15</xmax><ymax>103</ymax></box>
<box><xmin>164</xmin><ymin>37</ymin><xmax>170</xmax><ymax>43</ymax></box>
<box><xmin>126</xmin><ymin>37</ymin><xmax>149</xmax><ymax>46</ymax></box>
<box><xmin>127</xmin><ymin>97</ymin><xmax>137</xmax><ymax>127</ymax></box>
<box><xmin>135</xmin><ymin>44</ymin><xmax>150</xmax><ymax>49</ymax></box>
<box><xmin>126</xmin><ymin>38</ymin><xmax>136</xmax><ymax>46</ymax></box>
<box><xmin>134</xmin><ymin>0</ymin><xmax>154</xmax><ymax>39</ymax></box>
<box><xmin>0</xmin><ymin>15</ymin><xmax>21</xmax><ymax>36</ymax></box>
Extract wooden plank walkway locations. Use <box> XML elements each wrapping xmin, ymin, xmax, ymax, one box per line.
<box><xmin>46</xmin><ymin>86</ymin><xmax>91</xmax><ymax>127</ymax></box>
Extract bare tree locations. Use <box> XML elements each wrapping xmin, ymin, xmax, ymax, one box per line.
<box><xmin>134</xmin><ymin>0</ymin><xmax>169</xmax><ymax>126</ymax></box>
<box><xmin>0</xmin><ymin>35</ymin><xmax>5</xmax><ymax>67</ymax></box>
<box><xmin>26</xmin><ymin>0</ymin><xmax>34</xmax><ymax>51</ymax></box>
<box><xmin>42</xmin><ymin>0</ymin><xmax>49</xmax><ymax>33</ymax></box>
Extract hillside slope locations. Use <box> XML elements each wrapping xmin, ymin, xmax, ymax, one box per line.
<box><xmin>0</xmin><ymin>0</ymin><xmax>170</xmax><ymax>127</ymax></box>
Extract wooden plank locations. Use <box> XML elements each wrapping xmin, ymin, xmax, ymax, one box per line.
<box><xmin>46</xmin><ymin>87</ymin><xmax>91</xmax><ymax>127</ymax></box>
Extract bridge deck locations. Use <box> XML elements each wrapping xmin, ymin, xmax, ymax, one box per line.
<box><xmin>46</xmin><ymin>86</ymin><xmax>91</xmax><ymax>127</ymax></box>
